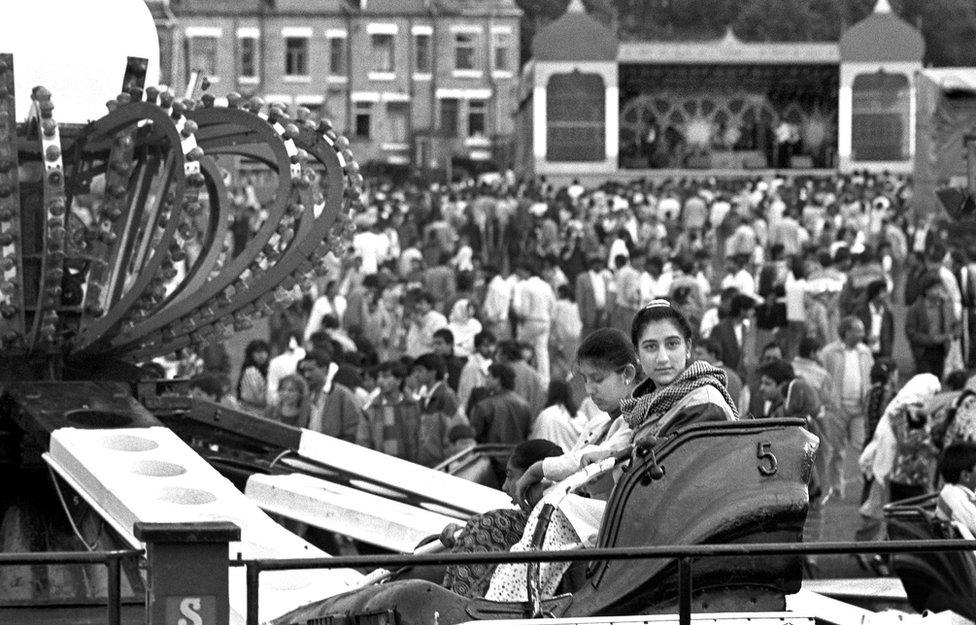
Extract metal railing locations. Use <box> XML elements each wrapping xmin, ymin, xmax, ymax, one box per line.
<box><xmin>0</xmin><ymin>549</ymin><xmax>143</xmax><ymax>625</ymax></box>
<box><xmin>235</xmin><ymin>539</ymin><xmax>976</xmax><ymax>625</ymax></box>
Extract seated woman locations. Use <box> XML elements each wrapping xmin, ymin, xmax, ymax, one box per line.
<box><xmin>441</xmin><ymin>439</ymin><xmax>564</xmax><ymax>598</ymax></box>
<box><xmin>486</xmin><ymin>300</ymin><xmax>738</xmax><ymax>601</ymax></box>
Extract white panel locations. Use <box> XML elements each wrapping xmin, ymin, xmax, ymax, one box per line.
<box><xmin>366</xmin><ymin>23</ymin><xmax>399</xmax><ymax>35</ymax></box>
<box><xmin>450</xmin><ymin>24</ymin><xmax>483</xmax><ymax>34</ymax></box>
<box><xmin>533</xmin><ymin>86</ymin><xmax>547</xmax><ymax>160</ymax></box>
<box><xmin>186</xmin><ymin>26</ymin><xmax>223</xmax><ymax>38</ymax></box>
<box><xmin>247</xmin><ymin>474</ymin><xmax>456</xmax><ymax>552</ymax></box>
<box><xmin>351</xmin><ymin>91</ymin><xmax>381</xmax><ymax>102</ymax></box>
<box><xmin>263</xmin><ymin>94</ymin><xmax>294</xmax><ymax>105</ymax></box>
<box><xmin>296</xmin><ymin>94</ymin><xmax>325</xmax><ymax>105</ymax></box>
<box><xmin>382</xmin><ymin>92</ymin><xmax>411</xmax><ymax>102</ymax></box>
<box><xmin>490</xmin><ymin>25</ymin><xmax>514</xmax><ymax>34</ymax></box>
<box><xmin>297</xmin><ymin>430</ymin><xmax>513</xmax><ymax>517</ymax></box>
<box><xmin>412</xmin><ymin>24</ymin><xmax>434</xmax><ymax>35</ymax></box>
<box><xmin>281</xmin><ymin>26</ymin><xmax>313</xmax><ymax>38</ymax></box>
<box><xmin>436</xmin><ymin>88</ymin><xmax>492</xmax><ymax>99</ymax></box>
<box><xmin>605</xmin><ymin>85</ymin><xmax>619</xmax><ymax>160</ymax></box>
<box><xmin>325</xmin><ymin>28</ymin><xmax>348</xmax><ymax>38</ymax></box>
<box><xmin>237</xmin><ymin>27</ymin><xmax>259</xmax><ymax>38</ymax></box>
<box><xmin>49</xmin><ymin>427</ymin><xmax>362</xmax><ymax>623</ymax></box>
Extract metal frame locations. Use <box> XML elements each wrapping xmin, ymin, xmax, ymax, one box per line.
<box><xmin>235</xmin><ymin>539</ymin><xmax>976</xmax><ymax>625</ymax></box>
<box><xmin>0</xmin><ymin>550</ymin><xmax>143</xmax><ymax>625</ymax></box>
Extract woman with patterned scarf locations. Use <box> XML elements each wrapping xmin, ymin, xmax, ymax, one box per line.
<box><xmin>485</xmin><ymin>300</ymin><xmax>738</xmax><ymax>602</ymax></box>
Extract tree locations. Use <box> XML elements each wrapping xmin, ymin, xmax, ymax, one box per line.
<box><xmin>898</xmin><ymin>0</ymin><xmax>976</xmax><ymax>66</ymax></box>
<box><xmin>733</xmin><ymin>0</ymin><xmax>817</xmax><ymax>41</ymax></box>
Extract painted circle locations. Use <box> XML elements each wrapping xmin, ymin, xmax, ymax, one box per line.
<box><xmin>157</xmin><ymin>487</ymin><xmax>217</xmax><ymax>505</ymax></box>
<box><xmin>130</xmin><ymin>460</ymin><xmax>186</xmax><ymax>477</ymax></box>
<box><xmin>99</xmin><ymin>434</ymin><xmax>159</xmax><ymax>452</ymax></box>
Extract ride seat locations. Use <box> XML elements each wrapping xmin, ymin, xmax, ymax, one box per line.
<box><xmin>885</xmin><ymin>494</ymin><xmax>976</xmax><ymax>621</ymax></box>
<box><xmin>274</xmin><ymin>418</ymin><xmax>818</xmax><ymax>625</ymax></box>
<box><xmin>567</xmin><ymin>418</ymin><xmax>817</xmax><ymax>616</ymax></box>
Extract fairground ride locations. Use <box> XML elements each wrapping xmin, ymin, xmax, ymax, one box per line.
<box><xmin>0</xmin><ymin>3</ymin><xmax>975</xmax><ymax>625</ymax></box>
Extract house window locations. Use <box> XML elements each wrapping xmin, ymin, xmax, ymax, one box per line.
<box><xmin>370</xmin><ymin>34</ymin><xmax>395</xmax><ymax>73</ymax></box>
<box><xmin>239</xmin><ymin>36</ymin><xmax>258</xmax><ymax>79</ymax></box>
<box><xmin>387</xmin><ymin>103</ymin><xmax>409</xmax><ymax>143</ymax></box>
<box><xmin>467</xmin><ymin>100</ymin><xmax>486</xmax><ymax>137</ymax></box>
<box><xmin>285</xmin><ymin>37</ymin><xmax>309</xmax><ymax>76</ymax></box>
<box><xmin>414</xmin><ymin>34</ymin><xmax>432</xmax><ymax>74</ymax></box>
<box><xmin>454</xmin><ymin>32</ymin><xmax>477</xmax><ymax>71</ymax></box>
<box><xmin>491</xmin><ymin>31</ymin><xmax>511</xmax><ymax>72</ymax></box>
<box><xmin>440</xmin><ymin>98</ymin><xmax>459</xmax><ymax>137</ymax></box>
<box><xmin>187</xmin><ymin>36</ymin><xmax>218</xmax><ymax>76</ymax></box>
<box><xmin>354</xmin><ymin>102</ymin><xmax>372</xmax><ymax>138</ymax></box>
<box><xmin>328</xmin><ymin>36</ymin><xmax>345</xmax><ymax>75</ymax></box>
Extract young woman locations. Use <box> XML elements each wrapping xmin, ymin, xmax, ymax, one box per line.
<box><xmin>487</xmin><ymin>301</ymin><xmax>737</xmax><ymax>602</ymax></box>
<box><xmin>265</xmin><ymin>374</ymin><xmax>311</xmax><ymax>428</ymax></box>
<box><xmin>237</xmin><ymin>339</ymin><xmax>271</xmax><ymax>412</ymax></box>
<box><xmin>621</xmin><ymin>299</ymin><xmax>738</xmax><ymax>439</ymax></box>
<box><xmin>531</xmin><ymin>380</ymin><xmax>584</xmax><ymax>452</ymax></box>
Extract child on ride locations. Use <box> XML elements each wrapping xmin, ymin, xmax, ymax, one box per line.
<box><xmin>486</xmin><ymin>301</ymin><xmax>738</xmax><ymax>602</ymax></box>
<box><xmin>936</xmin><ymin>441</ymin><xmax>976</xmax><ymax>536</ymax></box>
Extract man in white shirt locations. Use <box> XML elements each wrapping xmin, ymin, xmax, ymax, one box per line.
<box><xmin>511</xmin><ymin>261</ymin><xmax>556</xmax><ymax>383</ymax></box>
<box><xmin>720</xmin><ymin>255</ymin><xmax>757</xmax><ymax>301</ymax></box>
<box><xmin>611</xmin><ymin>254</ymin><xmax>642</xmax><ymax>334</ymax></box>
<box><xmin>482</xmin><ymin>267</ymin><xmax>515</xmax><ymax>340</ymax></box>
<box><xmin>638</xmin><ymin>256</ymin><xmax>672</xmax><ymax>306</ymax></box>
<box><xmin>457</xmin><ymin>330</ymin><xmax>497</xmax><ymax>415</ymax></box>
<box><xmin>819</xmin><ymin>317</ymin><xmax>873</xmax><ymax>499</ymax></box>
<box><xmin>936</xmin><ymin>442</ymin><xmax>976</xmax><ymax>536</ymax></box>
<box><xmin>352</xmin><ymin>222</ymin><xmax>391</xmax><ymax>275</ymax></box>
<box><xmin>265</xmin><ymin>330</ymin><xmax>307</xmax><ymax>406</ymax></box>
<box><xmin>304</xmin><ymin>280</ymin><xmax>347</xmax><ymax>343</ymax></box>
<box><xmin>405</xmin><ymin>291</ymin><xmax>449</xmax><ymax>358</ymax></box>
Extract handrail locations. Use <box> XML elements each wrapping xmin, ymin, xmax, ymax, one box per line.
<box><xmin>0</xmin><ymin>549</ymin><xmax>141</xmax><ymax>565</ymax></box>
<box><xmin>0</xmin><ymin>549</ymin><xmax>143</xmax><ymax>625</ymax></box>
<box><xmin>231</xmin><ymin>539</ymin><xmax>976</xmax><ymax>571</ymax></box>
<box><xmin>238</xmin><ymin>539</ymin><xmax>976</xmax><ymax>625</ymax></box>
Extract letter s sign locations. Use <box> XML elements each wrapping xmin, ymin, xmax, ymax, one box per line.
<box><xmin>165</xmin><ymin>595</ymin><xmax>214</xmax><ymax>625</ymax></box>
<box><xmin>178</xmin><ymin>597</ymin><xmax>203</xmax><ymax>625</ymax></box>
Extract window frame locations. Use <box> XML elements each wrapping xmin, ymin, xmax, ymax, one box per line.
<box><xmin>284</xmin><ymin>36</ymin><xmax>310</xmax><ymax>78</ymax></box>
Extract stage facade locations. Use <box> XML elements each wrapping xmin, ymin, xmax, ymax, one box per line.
<box><xmin>516</xmin><ymin>0</ymin><xmax>926</xmax><ymax>182</ymax></box>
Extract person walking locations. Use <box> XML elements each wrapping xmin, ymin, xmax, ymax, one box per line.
<box><xmin>820</xmin><ymin>316</ymin><xmax>874</xmax><ymax>501</ymax></box>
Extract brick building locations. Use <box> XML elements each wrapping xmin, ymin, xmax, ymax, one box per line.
<box><xmin>150</xmin><ymin>0</ymin><xmax>520</xmax><ymax>172</ymax></box>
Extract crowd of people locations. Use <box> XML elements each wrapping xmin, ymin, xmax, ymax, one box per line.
<box><xmin>152</xmin><ymin>169</ymin><xmax>976</xmax><ymax>583</ymax></box>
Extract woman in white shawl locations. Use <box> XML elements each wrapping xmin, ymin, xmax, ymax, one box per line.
<box><xmin>857</xmin><ymin>373</ymin><xmax>942</xmax><ymax>547</ymax></box>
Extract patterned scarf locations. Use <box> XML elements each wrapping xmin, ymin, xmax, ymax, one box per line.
<box><xmin>620</xmin><ymin>361</ymin><xmax>739</xmax><ymax>431</ymax></box>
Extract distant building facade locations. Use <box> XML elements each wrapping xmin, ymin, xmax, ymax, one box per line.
<box><xmin>152</xmin><ymin>0</ymin><xmax>520</xmax><ymax>170</ymax></box>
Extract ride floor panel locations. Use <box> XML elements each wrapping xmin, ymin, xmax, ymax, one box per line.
<box><xmin>246</xmin><ymin>473</ymin><xmax>459</xmax><ymax>552</ymax></box>
<box><xmin>47</xmin><ymin>426</ymin><xmax>363</xmax><ymax>624</ymax></box>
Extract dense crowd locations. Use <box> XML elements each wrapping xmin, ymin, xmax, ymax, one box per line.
<box><xmin>150</xmin><ymin>170</ymin><xmax>976</xmax><ymax>580</ymax></box>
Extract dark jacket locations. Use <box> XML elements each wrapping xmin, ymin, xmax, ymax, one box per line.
<box><xmin>469</xmin><ymin>390</ymin><xmax>532</xmax><ymax>446</ymax></box>
<box><xmin>904</xmin><ymin>297</ymin><xmax>953</xmax><ymax>356</ymax></box>
<box><xmin>855</xmin><ymin>301</ymin><xmax>895</xmax><ymax>358</ymax></box>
